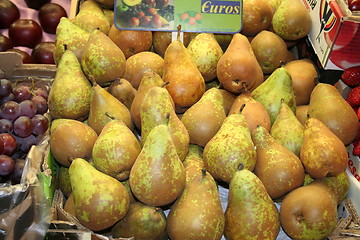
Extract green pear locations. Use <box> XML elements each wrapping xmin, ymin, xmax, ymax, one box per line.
<box><xmin>72</xmin><ymin>0</ymin><xmax>110</xmax><ymax>34</ymax></box>
<box><xmin>300</xmin><ymin>117</ymin><xmax>348</xmax><ymax>179</ymax></box>
<box><xmin>224</xmin><ymin>164</ymin><xmax>280</xmax><ymax>240</ymax></box>
<box><xmin>270</xmin><ymin>99</ymin><xmax>304</xmax><ymax>157</ymax></box>
<box><xmin>183</xmin><ymin>144</ymin><xmax>204</xmax><ymax>185</ymax></box>
<box><xmin>167</xmin><ymin>169</ymin><xmax>225</xmax><ymax>240</ymax></box>
<box><xmin>181</xmin><ymin>87</ymin><xmax>227</xmax><ymax>147</ymax></box>
<box><xmin>252</xmin><ymin>66</ymin><xmax>296</xmax><ymax>125</ymax></box>
<box><xmin>187</xmin><ymin>33</ymin><xmax>224</xmax><ymax>82</ymax></box>
<box><xmin>81</xmin><ymin>30</ymin><xmax>126</xmax><ymax>86</ymax></box>
<box><xmin>129</xmin><ymin>121</ymin><xmax>186</xmax><ymax>207</ymax></box>
<box><xmin>69</xmin><ymin>158</ymin><xmax>130</xmax><ymax>231</ymax></box>
<box><xmin>107</xmin><ymin>78</ymin><xmax>137</xmax><ymax>110</ymax></box>
<box><xmin>252</xmin><ymin>125</ymin><xmax>305</xmax><ymax>199</ymax></box>
<box><xmin>203</xmin><ymin>104</ymin><xmax>256</xmax><ymax>183</ymax></box>
<box><xmin>88</xmin><ymin>83</ymin><xmax>133</xmax><ymax>135</ymax></box>
<box><xmin>92</xmin><ymin>119</ymin><xmax>141</xmax><ymax>181</ymax></box>
<box><xmin>53</xmin><ymin>17</ymin><xmax>90</xmax><ymax>64</ymax></box>
<box><xmin>48</xmin><ymin>50</ymin><xmax>91</xmax><ymax>121</ymax></box>
<box><xmin>112</xmin><ymin>202</ymin><xmax>167</xmax><ymax>240</ymax></box>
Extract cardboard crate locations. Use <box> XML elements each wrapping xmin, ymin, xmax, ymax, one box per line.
<box><xmin>301</xmin><ymin>0</ymin><xmax>360</xmax><ymax>70</ymax></box>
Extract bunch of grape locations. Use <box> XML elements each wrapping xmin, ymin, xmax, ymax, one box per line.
<box><xmin>0</xmin><ymin>78</ymin><xmax>49</xmax><ymax>184</ymax></box>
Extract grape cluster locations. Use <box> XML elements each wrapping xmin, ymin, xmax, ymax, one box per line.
<box><xmin>0</xmin><ymin>78</ymin><xmax>49</xmax><ymax>184</ymax></box>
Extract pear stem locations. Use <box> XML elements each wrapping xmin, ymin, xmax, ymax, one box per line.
<box><xmin>164</xmin><ymin>113</ymin><xmax>170</xmax><ymax>125</ymax></box>
<box><xmin>201</xmin><ymin>168</ymin><xmax>207</xmax><ymax>177</ymax></box>
<box><xmin>88</xmin><ymin>75</ymin><xmax>97</xmax><ymax>86</ymax></box>
<box><xmin>238</xmin><ymin>162</ymin><xmax>244</xmax><ymax>171</ymax></box>
<box><xmin>241</xmin><ymin>82</ymin><xmax>249</xmax><ymax>93</ymax></box>
<box><xmin>161</xmin><ymin>81</ymin><xmax>170</xmax><ymax>88</ymax></box>
<box><xmin>105</xmin><ymin>112</ymin><xmax>115</xmax><ymax>120</ymax></box>
<box><xmin>63</xmin><ymin>44</ymin><xmax>67</xmax><ymax>51</ymax></box>
<box><xmin>176</xmin><ymin>25</ymin><xmax>181</xmax><ymax>41</ymax></box>
<box><xmin>239</xmin><ymin>103</ymin><xmax>246</xmax><ymax>114</ymax></box>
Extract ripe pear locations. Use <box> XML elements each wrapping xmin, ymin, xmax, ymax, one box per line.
<box><xmin>112</xmin><ymin>202</ymin><xmax>167</xmax><ymax>240</ymax></box>
<box><xmin>214</xmin><ymin>33</ymin><xmax>233</xmax><ymax>51</ymax></box>
<box><xmin>252</xmin><ymin>125</ymin><xmax>305</xmax><ymax>199</ymax></box>
<box><xmin>272</xmin><ymin>0</ymin><xmax>312</xmax><ymax>41</ymax></box>
<box><xmin>219</xmin><ymin>88</ymin><xmax>236</xmax><ymax>115</ymax></box>
<box><xmin>270</xmin><ymin>99</ymin><xmax>304</xmax><ymax>157</ymax></box>
<box><xmin>187</xmin><ymin>33</ymin><xmax>224</xmax><ymax>82</ymax></box>
<box><xmin>152</xmin><ymin>31</ymin><xmax>193</xmax><ymax>58</ymax></box>
<box><xmin>224</xmin><ymin>164</ymin><xmax>280</xmax><ymax>240</ymax></box>
<box><xmin>58</xmin><ymin>167</ymin><xmax>71</xmax><ymax>198</ymax></box>
<box><xmin>107</xmin><ymin>78</ymin><xmax>137</xmax><ymax>110</ymax></box>
<box><xmin>48</xmin><ymin>50</ymin><xmax>91</xmax><ymax>121</ymax></box>
<box><xmin>308</xmin><ymin>83</ymin><xmax>359</xmax><ymax>145</ymax></box>
<box><xmin>81</xmin><ymin>30</ymin><xmax>126</xmax><ymax>86</ymax></box>
<box><xmin>167</xmin><ymin>169</ymin><xmax>225</xmax><ymax>240</ymax></box>
<box><xmin>72</xmin><ymin>0</ymin><xmax>110</xmax><ymax>34</ymax></box>
<box><xmin>69</xmin><ymin>158</ymin><xmax>130</xmax><ymax>231</ymax></box>
<box><xmin>252</xmin><ymin>66</ymin><xmax>296</xmax><ymax>125</ymax></box>
<box><xmin>129</xmin><ymin>122</ymin><xmax>186</xmax><ymax>207</ymax></box>
<box><xmin>53</xmin><ymin>17</ymin><xmax>90</xmax><ymax>64</ymax></box>
<box><xmin>241</xmin><ymin>0</ymin><xmax>273</xmax><ymax>37</ymax></box>
<box><xmin>296</xmin><ymin>104</ymin><xmax>309</xmax><ymax>125</ymax></box>
<box><xmin>183</xmin><ymin>144</ymin><xmax>204</xmax><ymax>185</ymax></box>
<box><xmin>300</xmin><ymin>117</ymin><xmax>348</xmax><ymax>178</ymax></box>
<box><xmin>50</xmin><ymin>119</ymin><xmax>98</xmax><ymax>167</ymax></box>
<box><xmin>181</xmin><ymin>87</ymin><xmax>226</xmax><ymax>147</ymax></box>
<box><xmin>92</xmin><ymin>119</ymin><xmax>141</xmax><ymax>181</ymax></box>
<box><xmin>88</xmin><ymin>83</ymin><xmax>133</xmax><ymax>135</ymax></box>
<box><xmin>217</xmin><ymin>33</ymin><xmax>264</xmax><ymax>94</ymax></box>
<box><xmin>203</xmin><ymin>104</ymin><xmax>256</xmax><ymax>183</ymax></box>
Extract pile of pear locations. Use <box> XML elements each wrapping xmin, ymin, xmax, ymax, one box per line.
<box><xmin>49</xmin><ymin>0</ymin><xmax>359</xmax><ymax>239</ymax></box>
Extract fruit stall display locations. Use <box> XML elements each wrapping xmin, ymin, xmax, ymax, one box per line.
<box><xmin>1</xmin><ymin>0</ymin><xmax>360</xmax><ymax>239</ymax></box>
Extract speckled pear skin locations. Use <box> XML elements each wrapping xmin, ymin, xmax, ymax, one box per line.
<box><xmin>81</xmin><ymin>30</ymin><xmax>126</xmax><ymax>86</ymax></box>
<box><xmin>252</xmin><ymin>125</ymin><xmax>305</xmax><ymax>199</ymax></box>
<box><xmin>300</xmin><ymin>117</ymin><xmax>348</xmax><ymax>179</ymax></box>
<box><xmin>203</xmin><ymin>108</ymin><xmax>256</xmax><ymax>183</ymax></box>
<box><xmin>167</xmin><ymin>169</ymin><xmax>225</xmax><ymax>240</ymax></box>
<box><xmin>129</xmin><ymin>123</ymin><xmax>186</xmax><ymax>207</ymax></box>
<box><xmin>92</xmin><ymin>120</ymin><xmax>141</xmax><ymax>181</ymax></box>
<box><xmin>140</xmin><ymin>86</ymin><xmax>190</xmax><ymax>161</ymax></box>
<box><xmin>53</xmin><ymin>17</ymin><xmax>90</xmax><ymax>64</ymax></box>
<box><xmin>224</xmin><ymin>167</ymin><xmax>280</xmax><ymax>240</ymax></box>
<box><xmin>48</xmin><ymin>50</ymin><xmax>91</xmax><ymax>121</ymax></box>
<box><xmin>183</xmin><ymin>144</ymin><xmax>204</xmax><ymax>185</ymax></box>
<box><xmin>69</xmin><ymin>158</ymin><xmax>130</xmax><ymax>232</ymax></box>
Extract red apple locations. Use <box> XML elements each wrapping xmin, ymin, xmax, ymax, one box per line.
<box><xmin>0</xmin><ymin>0</ymin><xmax>20</xmax><ymax>29</ymax></box>
<box><xmin>38</xmin><ymin>3</ymin><xmax>68</xmax><ymax>34</ymax></box>
<box><xmin>128</xmin><ymin>17</ymin><xmax>140</xmax><ymax>27</ymax></box>
<box><xmin>6</xmin><ymin>49</ymin><xmax>33</xmax><ymax>64</ymax></box>
<box><xmin>145</xmin><ymin>0</ymin><xmax>156</xmax><ymax>6</ymax></box>
<box><xmin>8</xmin><ymin>19</ymin><xmax>43</xmax><ymax>48</ymax></box>
<box><xmin>24</xmin><ymin>0</ymin><xmax>50</xmax><ymax>10</ymax></box>
<box><xmin>151</xmin><ymin>14</ymin><xmax>163</xmax><ymax>28</ymax></box>
<box><xmin>0</xmin><ymin>34</ymin><xmax>13</xmax><ymax>52</ymax></box>
<box><xmin>140</xmin><ymin>16</ymin><xmax>151</xmax><ymax>26</ymax></box>
<box><xmin>348</xmin><ymin>0</ymin><xmax>360</xmax><ymax>11</ymax></box>
<box><xmin>31</xmin><ymin>42</ymin><xmax>55</xmax><ymax>64</ymax></box>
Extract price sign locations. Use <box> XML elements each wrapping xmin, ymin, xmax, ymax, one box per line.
<box><xmin>114</xmin><ymin>0</ymin><xmax>243</xmax><ymax>33</ymax></box>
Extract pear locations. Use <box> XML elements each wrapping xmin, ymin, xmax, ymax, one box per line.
<box><xmin>53</xmin><ymin>17</ymin><xmax>90</xmax><ymax>64</ymax></box>
<box><xmin>81</xmin><ymin>30</ymin><xmax>126</xmax><ymax>86</ymax></box>
<box><xmin>58</xmin><ymin>167</ymin><xmax>71</xmax><ymax>198</ymax></box>
<box><xmin>181</xmin><ymin>87</ymin><xmax>227</xmax><ymax>147</ymax></box>
<box><xmin>72</xmin><ymin>0</ymin><xmax>110</xmax><ymax>34</ymax></box>
<box><xmin>217</xmin><ymin>33</ymin><xmax>264</xmax><ymax>94</ymax></box>
<box><xmin>308</xmin><ymin>83</ymin><xmax>359</xmax><ymax>145</ymax></box>
<box><xmin>296</xmin><ymin>104</ymin><xmax>309</xmax><ymax>125</ymax></box>
<box><xmin>219</xmin><ymin>88</ymin><xmax>236</xmax><ymax>115</ymax></box>
<box><xmin>270</xmin><ymin>99</ymin><xmax>304</xmax><ymax>157</ymax></box>
<box><xmin>50</xmin><ymin>119</ymin><xmax>98</xmax><ymax>167</ymax></box>
<box><xmin>203</xmin><ymin>104</ymin><xmax>256</xmax><ymax>183</ymax></box>
<box><xmin>121</xmin><ymin>179</ymin><xmax>136</xmax><ymax>203</ymax></box>
<box><xmin>187</xmin><ymin>33</ymin><xmax>224</xmax><ymax>82</ymax></box>
<box><xmin>167</xmin><ymin>169</ymin><xmax>225</xmax><ymax>240</ymax></box>
<box><xmin>163</xmin><ymin>36</ymin><xmax>205</xmax><ymax>111</ymax></box>
<box><xmin>63</xmin><ymin>194</ymin><xmax>76</xmax><ymax>218</ymax></box>
<box><xmin>111</xmin><ymin>202</ymin><xmax>167</xmax><ymax>240</ymax></box>
<box><xmin>241</xmin><ymin>0</ymin><xmax>273</xmax><ymax>37</ymax></box>
<box><xmin>129</xmin><ymin>121</ymin><xmax>186</xmax><ymax>207</ymax></box>
<box><xmin>107</xmin><ymin>78</ymin><xmax>137</xmax><ymax>110</ymax></box>
<box><xmin>92</xmin><ymin>119</ymin><xmax>141</xmax><ymax>181</ymax></box>
<box><xmin>152</xmin><ymin>31</ymin><xmax>194</xmax><ymax>58</ymax></box>
<box><xmin>224</xmin><ymin>164</ymin><xmax>280</xmax><ymax>240</ymax></box>
<box><xmin>272</xmin><ymin>0</ymin><xmax>312</xmax><ymax>41</ymax></box>
<box><xmin>140</xmin><ymin>85</ymin><xmax>189</xmax><ymax>161</ymax></box>
<box><xmin>252</xmin><ymin>66</ymin><xmax>296</xmax><ymax>125</ymax></box>
<box><xmin>131</xmin><ymin>71</ymin><xmax>164</xmax><ymax>130</ymax></box>
<box><xmin>214</xmin><ymin>33</ymin><xmax>233</xmax><ymax>51</ymax></box>
<box><xmin>48</xmin><ymin>50</ymin><xmax>91</xmax><ymax>121</ymax></box>
<box><xmin>300</xmin><ymin>117</ymin><xmax>348</xmax><ymax>178</ymax></box>
<box><xmin>183</xmin><ymin>144</ymin><xmax>204</xmax><ymax>185</ymax></box>
<box><xmin>69</xmin><ymin>158</ymin><xmax>130</xmax><ymax>231</ymax></box>
<box><xmin>88</xmin><ymin>83</ymin><xmax>133</xmax><ymax>135</ymax></box>
<box><xmin>252</xmin><ymin>125</ymin><xmax>305</xmax><ymax>199</ymax></box>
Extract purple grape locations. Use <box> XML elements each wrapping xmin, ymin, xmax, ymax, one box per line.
<box><xmin>0</xmin><ymin>79</ymin><xmax>12</xmax><ymax>97</ymax></box>
<box><xmin>13</xmin><ymin>85</ymin><xmax>32</xmax><ymax>102</ymax></box>
<box><xmin>9</xmin><ymin>158</ymin><xmax>25</xmax><ymax>184</ymax></box>
<box><xmin>0</xmin><ymin>155</ymin><xmax>15</xmax><ymax>176</ymax></box>
<box><xmin>33</xmin><ymin>87</ymin><xmax>48</xmax><ymax>100</ymax></box>
<box><xmin>0</xmin><ymin>93</ymin><xmax>15</xmax><ymax>106</ymax></box>
<box><xmin>31</xmin><ymin>95</ymin><xmax>48</xmax><ymax>114</ymax></box>
<box><xmin>31</xmin><ymin>114</ymin><xmax>49</xmax><ymax>135</ymax></box>
<box><xmin>19</xmin><ymin>100</ymin><xmax>37</xmax><ymax>118</ymax></box>
<box><xmin>0</xmin><ymin>119</ymin><xmax>13</xmax><ymax>133</ymax></box>
<box><xmin>1</xmin><ymin>133</ymin><xmax>17</xmax><ymax>156</ymax></box>
<box><xmin>20</xmin><ymin>134</ymin><xmax>37</xmax><ymax>153</ymax></box>
<box><xmin>13</xmin><ymin>116</ymin><xmax>33</xmax><ymax>138</ymax></box>
<box><xmin>0</xmin><ymin>101</ymin><xmax>20</xmax><ymax>122</ymax></box>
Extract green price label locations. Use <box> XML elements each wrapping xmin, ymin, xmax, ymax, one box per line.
<box><xmin>114</xmin><ymin>0</ymin><xmax>243</xmax><ymax>33</ymax></box>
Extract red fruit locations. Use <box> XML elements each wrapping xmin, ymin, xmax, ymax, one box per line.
<box><xmin>346</xmin><ymin>86</ymin><xmax>360</xmax><ymax>107</ymax></box>
<box><xmin>341</xmin><ymin>65</ymin><xmax>360</xmax><ymax>87</ymax></box>
<box><xmin>353</xmin><ymin>138</ymin><xmax>360</xmax><ymax>156</ymax></box>
<box><xmin>357</xmin><ymin>107</ymin><xmax>360</xmax><ymax>120</ymax></box>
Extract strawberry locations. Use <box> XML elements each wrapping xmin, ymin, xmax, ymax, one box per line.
<box><xmin>341</xmin><ymin>65</ymin><xmax>360</xmax><ymax>87</ymax></box>
<box><xmin>353</xmin><ymin>138</ymin><xmax>360</xmax><ymax>156</ymax></box>
<box><xmin>346</xmin><ymin>86</ymin><xmax>360</xmax><ymax>107</ymax></box>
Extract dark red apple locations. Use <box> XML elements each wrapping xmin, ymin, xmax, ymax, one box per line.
<box><xmin>0</xmin><ymin>0</ymin><xmax>20</xmax><ymax>29</ymax></box>
<box><xmin>128</xmin><ymin>17</ymin><xmax>140</xmax><ymax>27</ymax></box>
<box><xmin>349</xmin><ymin>0</ymin><xmax>360</xmax><ymax>11</ymax></box>
<box><xmin>8</xmin><ymin>19</ymin><xmax>43</xmax><ymax>48</ymax></box>
<box><xmin>0</xmin><ymin>34</ymin><xmax>13</xmax><ymax>52</ymax></box>
<box><xmin>6</xmin><ymin>49</ymin><xmax>33</xmax><ymax>64</ymax></box>
<box><xmin>24</xmin><ymin>0</ymin><xmax>50</xmax><ymax>10</ymax></box>
<box><xmin>31</xmin><ymin>42</ymin><xmax>55</xmax><ymax>64</ymax></box>
<box><xmin>38</xmin><ymin>3</ymin><xmax>68</xmax><ymax>34</ymax></box>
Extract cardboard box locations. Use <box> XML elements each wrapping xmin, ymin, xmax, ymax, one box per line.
<box><xmin>301</xmin><ymin>0</ymin><xmax>360</xmax><ymax>70</ymax></box>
